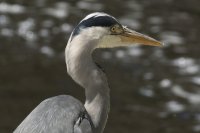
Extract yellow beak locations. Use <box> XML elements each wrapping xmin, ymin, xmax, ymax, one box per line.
<box><xmin>119</xmin><ymin>27</ymin><xmax>163</xmax><ymax>47</ymax></box>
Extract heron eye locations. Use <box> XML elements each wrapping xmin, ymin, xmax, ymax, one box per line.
<box><xmin>111</xmin><ymin>27</ymin><xmax>115</xmax><ymax>32</ymax></box>
<box><xmin>110</xmin><ymin>24</ymin><xmax>123</xmax><ymax>34</ymax></box>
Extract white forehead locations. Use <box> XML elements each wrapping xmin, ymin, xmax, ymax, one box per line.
<box><xmin>81</xmin><ymin>12</ymin><xmax>116</xmax><ymax>23</ymax></box>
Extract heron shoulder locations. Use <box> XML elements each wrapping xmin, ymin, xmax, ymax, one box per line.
<box><xmin>14</xmin><ymin>95</ymin><xmax>93</xmax><ymax>133</ymax></box>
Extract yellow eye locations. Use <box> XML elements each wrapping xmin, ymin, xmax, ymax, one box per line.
<box><xmin>110</xmin><ymin>24</ymin><xmax>123</xmax><ymax>34</ymax></box>
<box><xmin>111</xmin><ymin>26</ymin><xmax>116</xmax><ymax>32</ymax></box>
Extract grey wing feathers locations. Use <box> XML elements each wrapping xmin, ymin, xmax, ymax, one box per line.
<box><xmin>14</xmin><ymin>95</ymin><xmax>93</xmax><ymax>133</ymax></box>
<box><xmin>74</xmin><ymin>111</ymin><xmax>93</xmax><ymax>133</ymax></box>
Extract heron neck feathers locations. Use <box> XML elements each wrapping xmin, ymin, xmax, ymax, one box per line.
<box><xmin>65</xmin><ymin>35</ymin><xmax>110</xmax><ymax>133</ymax></box>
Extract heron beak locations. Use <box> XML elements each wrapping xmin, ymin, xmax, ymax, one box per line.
<box><xmin>119</xmin><ymin>27</ymin><xmax>163</xmax><ymax>47</ymax></box>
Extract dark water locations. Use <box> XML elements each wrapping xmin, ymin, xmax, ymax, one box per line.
<box><xmin>1</xmin><ymin>0</ymin><xmax>200</xmax><ymax>133</ymax></box>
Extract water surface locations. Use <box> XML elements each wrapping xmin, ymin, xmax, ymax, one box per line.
<box><xmin>0</xmin><ymin>0</ymin><xmax>200</xmax><ymax>133</ymax></box>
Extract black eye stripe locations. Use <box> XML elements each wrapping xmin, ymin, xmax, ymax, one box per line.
<box><xmin>70</xmin><ymin>15</ymin><xmax>120</xmax><ymax>40</ymax></box>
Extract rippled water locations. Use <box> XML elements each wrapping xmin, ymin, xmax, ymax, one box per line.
<box><xmin>1</xmin><ymin>0</ymin><xmax>200</xmax><ymax>133</ymax></box>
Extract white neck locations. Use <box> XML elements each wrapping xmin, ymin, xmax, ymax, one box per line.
<box><xmin>65</xmin><ymin>33</ymin><xmax>110</xmax><ymax>133</ymax></box>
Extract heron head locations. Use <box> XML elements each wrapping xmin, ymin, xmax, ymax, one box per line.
<box><xmin>69</xmin><ymin>12</ymin><xmax>163</xmax><ymax>49</ymax></box>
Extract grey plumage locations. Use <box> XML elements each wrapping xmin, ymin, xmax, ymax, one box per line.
<box><xmin>14</xmin><ymin>12</ymin><xmax>162</xmax><ymax>133</ymax></box>
<box><xmin>14</xmin><ymin>95</ymin><xmax>93</xmax><ymax>133</ymax></box>
<box><xmin>14</xmin><ymin>12</ymin><xmax>112</xmax><ymax>133</ymax></box>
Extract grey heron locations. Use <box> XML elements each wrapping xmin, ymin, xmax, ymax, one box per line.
<box><xmin>14</xmin><ymin>12</ymin><xmax>163</xmax><ymax>133</ymax></box>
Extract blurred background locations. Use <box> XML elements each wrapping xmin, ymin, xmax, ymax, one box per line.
<box><xmin>0</xmin><ymin>0</ymin><xmax>200</xmax><ymax>133</ymax></box>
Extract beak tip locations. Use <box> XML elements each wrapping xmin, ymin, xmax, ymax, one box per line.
<box><xmin>153</xmin><ymin>41</ymin><xmax>164</xmax><ymax>47</ymax></box>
